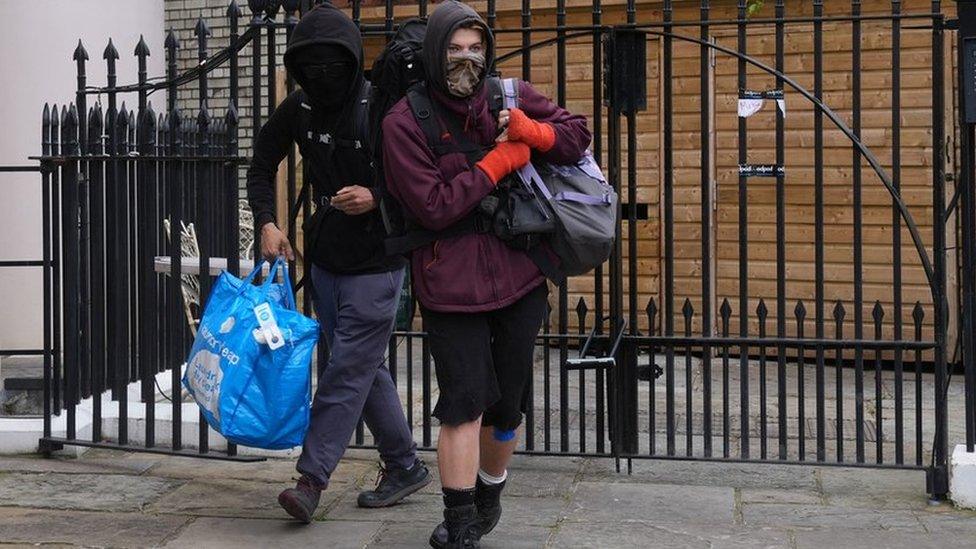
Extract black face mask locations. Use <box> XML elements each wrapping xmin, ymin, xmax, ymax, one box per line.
<box><xmin>292</xmin><ymin>45</ymin><xmax>355</xmax><ymax>108</ymax></box>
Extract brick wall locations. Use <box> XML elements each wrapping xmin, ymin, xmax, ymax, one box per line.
<box><xmin>163</xmin><ymin>0</ymin><xmax>293</xmax><ymax>162</ymax></box>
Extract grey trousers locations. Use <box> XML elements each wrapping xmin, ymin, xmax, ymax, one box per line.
<box><xmin>296</xmin><ymin>265</ymin><xmax>416</xmax><ymax>487</ymax></box>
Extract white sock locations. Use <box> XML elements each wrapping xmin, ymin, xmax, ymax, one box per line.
<box><xmin>478</xmin><ymin>468</ymin><xmax>508</xmax><ymax>485</ymax></box>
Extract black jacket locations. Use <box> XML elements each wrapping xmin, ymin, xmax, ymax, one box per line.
<box><xmin>245</xmin><ymin>3</ymin><xmax>402</xmax><ymax>274</ymax></box>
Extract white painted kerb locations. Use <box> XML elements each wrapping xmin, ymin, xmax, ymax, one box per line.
<box><xmin>950</xmin><ymin>444</ymin><xmax>976</xmax><ymax>509</ymax></box>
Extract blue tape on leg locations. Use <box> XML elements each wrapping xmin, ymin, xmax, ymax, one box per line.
<box><xmin>493</xmin><ymin>427</ymin><xmax>516</xmax><ymax>442</ymax></box>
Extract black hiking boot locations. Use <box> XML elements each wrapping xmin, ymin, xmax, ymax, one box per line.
<box><xmin>430</xmin><ymin>477</ymin><xmax>506</xmax><ymax>546</ymax></box>
<box><xmin>473</xmin><ymin>476</ymin><xmax>505</xmax><ymax>537</ymax></box>
<box><xmin>357</xmin><ymin>458</ymin><xmax>433</xmax><ymax>508</ymax></box>
<box><xmin>277</xmin><ymin>475</ymin><xmax>323</xmax><ymax>524</ymax></box>
<box><xmin>429</xmin><ymin>503</ymin><xmax>481</xmax><ymax>549</ymax></box>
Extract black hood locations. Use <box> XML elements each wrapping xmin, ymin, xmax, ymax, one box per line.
<box><xmin>422</xmin><ymin>1</ymin><xmax>495</xmax><ymax>97</ymax></box>
<box><xmin>284</xmin><ymin>4</ymin><xmax>364</xmax><ymax>109</ymax></box>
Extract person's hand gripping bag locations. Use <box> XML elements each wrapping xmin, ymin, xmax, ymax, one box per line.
<box><xmin>182</xmin><ymin>258</ymin><xmax>319</xmax><ymax>450</ymax></box>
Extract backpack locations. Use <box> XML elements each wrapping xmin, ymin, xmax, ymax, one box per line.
<box><xmin>366</xmin><ymin>17</ymin><xmax>428</xmax><ymax>237</ymax></box>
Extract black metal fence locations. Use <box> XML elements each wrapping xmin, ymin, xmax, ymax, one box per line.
<box><xmin>22</xmin><ymin>0</ymin><xmax>976</xmax><ymax>498</ymax></box>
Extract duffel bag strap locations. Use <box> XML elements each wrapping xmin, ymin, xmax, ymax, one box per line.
<box><xmin>552</xmin><ymin>191</ymin><xmax>613</xmax><ymax>205</ymax></box>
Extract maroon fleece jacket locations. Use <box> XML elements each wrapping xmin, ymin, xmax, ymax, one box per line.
<box><xmin>381</xmin><ymin>81</ymin><xmax>591</xmax><ymax>313</ymax></box>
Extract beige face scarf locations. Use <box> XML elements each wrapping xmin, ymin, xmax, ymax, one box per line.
<box><xmin>445</xmin><ymin>51</ymin><xmax>486</xmax><ymax>98</ymax></box>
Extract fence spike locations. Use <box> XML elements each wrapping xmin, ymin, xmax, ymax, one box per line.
<box><xmin>265</xmin><ymin>0</ymin><xmax>282</xmax><ymax>18</ymax></box>
<box><xmin>51</xmin><ymin>104</ymin><xmax>61</xmax><ymax>155</ymax></box>
<box><xmin>249</xmin><ymin>0</ymin><xmax>269</xmax><ymax>21</ymax></box>
<box><xmin>912</xmin><ymin>301</ymin><xmax>924</xmax><ymax>323</ymax></box>
<box><xmin>102</xmin><ymin>38</ymin><xmax>119</xmax><ymax>62</ymax></box>
<box><xmin>42</xmin><ymin>103</ymin><xmax>51</xmax><ymax>155</ymax></box>
<box><xmin>756</xmin><ymin>298</ymin><xmax>768</xmax><ymax>320</ymax></box>
<box><xmin>794</xmin><ymin>300</ymin><xmax>807</xmax><ymax>321</ymax></box>
<box><xmin>575</xmin><ymin>296</ymin><xmax>588</xmax><ymax>323</ymax></box>
<box><xmin>117</xmin><ymin>105</ymin><xmax>130</xmax><ymax>154</ymax></box>
<box><xmin>872</xmin><ymin>301</ymin><xmax>885</xmax><ymax>323</ymax></box>
<box><xmin>833</xmin><ymin>300</ymin><xmax>846</xmax><ymax>322</ymax></box>
<box><xmin>225</xmin><ymin>102</ymin><xmax>239</xmax><ymax>126</ymax></box>
<box><xmin>228</xmin><ymin>0</ymin><xmax>244</xmax><ymax>17</ymax></box>
<box><xmin>128</xmin><ymin>110</ymin><xmax>137</xmax><ymax>151</ymax></box>
<box><xmin>165</xmin><ymin>29</ymin><xmax>179</xmax><ymax>52</ymax></box>
<box><xmin>282</xmin><ymin>0</ymin><xmax>299</xmax><ymax>9</ymax></box>
<box><xmin>88</xmin><ymin>104</ymin><xmax>104</xmax><ymax>154</ymax></box>
<box><xmin>135</xmin><ymin>34</ymin><xmax>151</xmax><ymax>58</ymax></box>
<box><xmin>198</xmin><ymin>108</ymin><xmax>211</xmax><ymax>134</ymax></box>
<box><xmin>64</xmin><ymin>104</ymin><xmax>79</xmax><ymax>155</ymax></box>
<box><xmin>140</xmin><ymin>103</ymin><xmax>157</xmax><ymax>148</ymax></box>
<box><xmin>682</xmin><ymin>298</ymin><xmax>694</xmax><ymax>319</ymax></box>
<box><xmin>720</xmin><ymin>298</ymin><xmax>732</xmax><ymax>320</ymax></box>
<box><xmin>194</xmin><ymin>17</ymin><xmax>211</xmax><ymax>39</ymax></box>
<box><xmin>73</xmin><ymin>39</ymin><xmax>89</xmax><ymax>62</ymax></box>
<box><xmin>645</xmin><ymin>297</ymin><xmax>657</xmax><ymax>321</ymax></box>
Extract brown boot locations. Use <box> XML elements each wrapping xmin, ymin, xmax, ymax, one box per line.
<box><xmin>277</xmin><ymin>475</ymin><xmax>323</xmax><ymax>524</ymax></box>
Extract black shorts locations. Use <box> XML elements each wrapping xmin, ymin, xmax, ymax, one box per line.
<box><xmin>422</xmin><ymin>283</ymin><xmax>548</xmax><ymax>430</ymax></box>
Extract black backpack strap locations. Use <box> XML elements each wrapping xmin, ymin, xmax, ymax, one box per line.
<box><xmin>406</xmin><ymin>83</ymin><xmax>446</xmax><ymax>152</ymax></box>
<box><xmin>486</xmin><ymin>76</ymin><xmax>504</xmax><ymax>119</ymax></box>
<box><xmin>406</xmin><ymin>82</ymin><xmax>488</xmax><ymax>165</ymax></box>
<box><xmin>333</xmin><ymin>82</ymin><xmax>370</xmax><ymax>150</ymax></box>
<box><xmin>384</xmin><ymin>214</ymin><xmax>488</xmax><ymax>256</ymax></box>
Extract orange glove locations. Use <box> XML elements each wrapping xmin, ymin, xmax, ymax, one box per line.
<box><xmin>507</xmin><ymin>108</ymin><xmax>556</xmax><ymax>152</ymax></box>
<box><xmin>476</xmin><ymin>141</ymin><xmax>532</xmax><ymax>184</ymax></box>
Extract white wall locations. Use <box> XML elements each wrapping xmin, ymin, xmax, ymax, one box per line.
<box><xmin>0</xmin><ymin>0</ymin><xmax>165</xmax><ymax>351</ymax></box>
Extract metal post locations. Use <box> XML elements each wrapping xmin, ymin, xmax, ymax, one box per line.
<box><xmin>930</xmin><ymin>0</ymin><xmax>950</xmax><ymax>499</ymax></box>
<box><xmin>956</xmin><ymin>0</ymin><xmax>976</xmax><ymax>457</ymax></box>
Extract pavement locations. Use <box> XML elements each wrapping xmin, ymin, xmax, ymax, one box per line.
<box><xmin>1</xmin><ymin>447</ymin><xmax>975</xmax><ymax>548</ymax></box>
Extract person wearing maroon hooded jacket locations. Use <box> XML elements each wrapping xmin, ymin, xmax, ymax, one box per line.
<box><xmin>381</xmin><ymin>2</ymin><xmax>591</xmax><ymax>547</ymax></box>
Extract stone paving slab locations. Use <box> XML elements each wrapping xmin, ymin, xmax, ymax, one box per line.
<box><xmin>583</xmin><ymin>458</ymin><xmax>819</xmax><ymax>491</ymax></box>
<box><xmin>739</xmin><ymin>502</ymin><xmax>926</xmax><ymax>531</ymax></box>
<box><xmin>817</xmin><ymin>467</ymin><xmax>930</xmax><ymax>510</ymax></box>
<box><xmin>792</xmin><ymin>527</ymin><xmax>962</xmax><ymax>549</ymax></box>
<box><xmin>550</xmin><ymin>521</ymin><xmax>792</xmax><ymax>549</ymax></box>
<box><xmin>144</xmin><ymin>454</ymin><xmax>373</xmax><ymax>486</ymax></box>
<box><xmin>147</xmin><ymin>477</ymin><xmax>346</xmax><ymax>520</ymax></box>
<box><xmin>0</xmin><ymin>455</ymin><xmax>159</xmax><ymax>476</ymax></box>
<box><xmin>739</xmin><ymin>488</ymin><xmax>823</xmax><ymax>505</ymax></box>
<box><xmin>368</xmin><ymin>521</ymin><xmax>554</xmax><ymax>548</ymax></box>
<box><xmin>163</xmin><ymin>517</ymin><xmax>383</xmax><ymax>548</ymax></box>
<box><xmin>912</xmin><ymin>506</ymin><xmax>976</xmax><ymax>534</ymax></box>
<box><xmin>0</xmin><ymin>507</ymin><xmax>189</xmax><ymax>547</ymax></box>
<box><xmin>565</xmin><ymin>482</ymin><xmax>736</xmax><ymax>526</ymax></box>
<box><xmin>0</xmin><ymin>472</ymin><xmax>181</xmax><ymax>512</ymax></box>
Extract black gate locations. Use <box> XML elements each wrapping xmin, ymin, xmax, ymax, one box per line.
<box><xmin>26</xmin><ymin>0</ymin><xmax>975</xmax><ymax>499</ymax></box>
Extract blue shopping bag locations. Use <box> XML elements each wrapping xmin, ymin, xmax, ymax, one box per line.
<box><xmin>183</xmin><ymin>258</ymin><xmax>319</xmax><ymax>450</ymax></box>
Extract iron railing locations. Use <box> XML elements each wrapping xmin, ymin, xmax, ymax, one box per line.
<box><xmin>16</xmin><ymin>0</ymin><xmax>974</xmax><ymax>499</ymax></box>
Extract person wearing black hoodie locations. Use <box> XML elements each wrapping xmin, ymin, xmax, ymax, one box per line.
<box><xmin>245</xmin><ymin>4</ymin><xmax>430</xmax><ymax>523</ymax></box>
